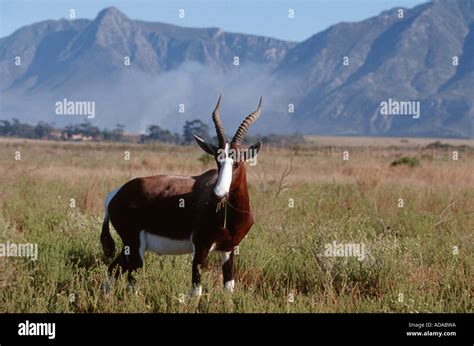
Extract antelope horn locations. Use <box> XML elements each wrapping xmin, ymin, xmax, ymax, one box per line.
<box><xmin>232</xmin><ymin>97</ymin><xmax>263</xmax><ymax>145</ymax></box>
<box><xmin>212</xmin><ymin>94</ymin><xmax>226</xmax><ymax>147</ymax></box>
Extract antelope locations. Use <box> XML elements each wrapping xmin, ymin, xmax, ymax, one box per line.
<box><xmin>100</xmin><ymin>95</ymin><xmax>263</xmax><ymax>295</ymax></box>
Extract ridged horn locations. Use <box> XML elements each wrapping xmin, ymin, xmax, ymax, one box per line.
<box><xmin>212</xmin><ymin>94</ymin><xmax>226</xmax><ymax>147</ymax></box>
<box><xmin>232</xmin><ymin>97</ymin><xmax>263</xmax><ymax>145</ymax></box>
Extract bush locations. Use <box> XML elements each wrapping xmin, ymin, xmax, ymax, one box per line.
<box><xmin>198</xmin><ymin>153</ymin><xmax>213</xmax><ymax>165</ymax></box>
<box><xmin>390</xmin><ymin>156</ymin><xmax>420</xmax><ymax>168</ymax></box>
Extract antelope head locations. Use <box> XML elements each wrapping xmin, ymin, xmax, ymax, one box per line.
<box><xmin>194</xmin><ymin>95</ymin><xmax>263</xmax><ymax>203</ymax></box>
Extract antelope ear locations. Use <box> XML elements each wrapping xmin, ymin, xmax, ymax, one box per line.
<box><xmin>194</xmin><ymin>135</ymin><xmax>218</xmax><ymax>155</ymax></box>
<box><xmin>242</xmin><ymin>141</ymin><xmax>262</xmax><ymax>161</ymax></box>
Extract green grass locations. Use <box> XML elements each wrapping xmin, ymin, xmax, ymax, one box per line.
<box><xmin>0</xmin><ymin>140</ymin><xmax>472</xmax><ymax>312</ymax></box>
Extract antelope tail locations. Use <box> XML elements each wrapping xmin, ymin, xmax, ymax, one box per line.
<box><xmin>100</xmin><ymin>212</ymin><xmax>115</xmax><ymax>259</ymax></box>
<box><xmin>101</xmin><ymin>189</ymin><xmax>119</xmax><ymax>258</ymax></box>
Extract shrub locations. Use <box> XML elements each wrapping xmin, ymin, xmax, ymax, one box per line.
<box><xmin>198</xmin><ymin>153</ymin><xmax>213</xmax><ymax>165</ymax></box>
<box><xmin>390</xmin><ymin>156</ymin><xmax>420</xmax><ymax>168</ymax></box>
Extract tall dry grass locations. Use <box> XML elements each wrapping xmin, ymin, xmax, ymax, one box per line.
<box><xmin>0</xmin><ymin>138</ymin><xmax>472</xmax><ymax>312</ymax></box>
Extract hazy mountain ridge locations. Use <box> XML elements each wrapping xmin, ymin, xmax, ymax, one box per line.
<box><xmin>276</xmin><ymin>0</ymin><xmax>473</xmax><ymax>137</ymax></box>
<box><xmin>0</xmin><ymin>7</ymin><xmax>295</xmax><ymax>91</ymax></box>
<box><xmin>0</xmin><ymin>2</ymin><xmax>473</xmax><ymax>138</ymax></box>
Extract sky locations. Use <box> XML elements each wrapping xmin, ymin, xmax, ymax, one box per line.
<box><xmin>0</xmin><ymin>0</ymin><xmax>427</xmax><ymax>42</ymax></box>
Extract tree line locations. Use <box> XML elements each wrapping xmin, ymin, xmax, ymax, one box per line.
<box><xmin>0</xmin><ymin>118</ymin><xmax>306</xmax><ymax>145</ymax></box>
<box><xmin>0</xmin><ymin>118</ymin><xmax>212</xmax><ymax>145</ymax></box>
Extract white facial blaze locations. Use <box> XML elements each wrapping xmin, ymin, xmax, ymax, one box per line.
<box><xmin>214</xmin><ymin>143</ymin><xmax>234</xmax><ymax>198</ymax></box>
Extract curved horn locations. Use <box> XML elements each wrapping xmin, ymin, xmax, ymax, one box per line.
<box><xmin>232</xmin><ymin>97</ymin><xmax>263</xmax><ymax>145</ymax></box>
<box><xmin>212</xmin><ymin>94</ymin><xmax>226</xmax><ymax>147</ymax></box>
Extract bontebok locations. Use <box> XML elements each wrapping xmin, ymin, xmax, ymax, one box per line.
<box><xmin>100</xmin><ymin>95</ymin><xmax>263</xmax><ymax>295</ymax></box>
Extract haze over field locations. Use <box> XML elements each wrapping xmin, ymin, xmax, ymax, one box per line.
<box><xmin>0</xmin><ymin>0</ymin><xmax>473</xmax><ymax>138</ymax></box>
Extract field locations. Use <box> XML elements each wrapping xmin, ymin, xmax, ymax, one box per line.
<box><xmin>0</xmin><ymin>137</ymin><xmax>472</xmax><ymax>313</ymax></box>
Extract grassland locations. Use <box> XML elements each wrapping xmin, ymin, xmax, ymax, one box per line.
<box><xmin>0</xmin><ymin>137</ymin><xmax>472</xmax><ymax>312</ymax></box>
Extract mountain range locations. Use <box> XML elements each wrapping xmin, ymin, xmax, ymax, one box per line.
<box><xmin>0</xmin><ymin>0</ymin><xmax>473</xmax><ymax>138</ymax></box>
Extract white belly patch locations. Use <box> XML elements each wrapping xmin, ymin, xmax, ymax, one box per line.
<box><xmin>139</xmin><ymin>231</ymin><xmax>193</xmax><ymax>259</ymax></box>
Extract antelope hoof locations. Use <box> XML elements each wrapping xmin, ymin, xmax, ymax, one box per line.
<box><xmin>224</xmin><ymin>280</ymin><xmax>235</xmax><ymax>293</ymax></box>
<box><xmin>190</xmin><ymin>285</ymin><xmax>202</xmax><ymax>297</ymax></box>
<box><xmin>125</xmin><ymin>281</ymin><xmax>141</xmax><ymax>295</ymax></box>
<box><xmin>102</xmin><ymin>280</ymin><xmax>113</xmax><ymax>295</ymax></box>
